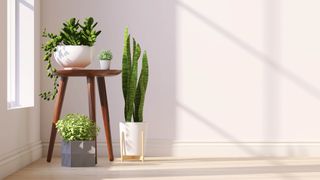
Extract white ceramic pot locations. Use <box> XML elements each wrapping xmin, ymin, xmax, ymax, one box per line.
<box><xmin>99</xmin><ymin>60</ymin><xmax>111</xmax><ymax>70</ymax></box>
<box><xmin>54</xmin><ymin>45</ymin><xmax>93</xmax><ymax>68</ymax></box>
<box><xmin>119</xmin><ymin>122</ymin><xmax>147</xmax><ymax>156</ymax></box>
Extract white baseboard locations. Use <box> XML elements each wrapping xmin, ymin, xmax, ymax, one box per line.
<box><xmin>42</xmin><ymin>141</ymin><xmax>320</xmax><ymax>158</ymax></box>
<box><xmin>0</xmin><ymin>140</ymin><xmax>42</xmax><ymax>179</ymax></box>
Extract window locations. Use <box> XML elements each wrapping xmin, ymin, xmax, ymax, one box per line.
<box><xmin>7</xmin><ymin>0</ymin><xmax>34</xmax><ymax>109</ymax></box>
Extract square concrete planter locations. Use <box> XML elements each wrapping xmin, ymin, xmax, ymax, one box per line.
<box><xmin>61</xmin><ymin>140</ymin><xmax>96</xmax><ymax>167</ymax></box>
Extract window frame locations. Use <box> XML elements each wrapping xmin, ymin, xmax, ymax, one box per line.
<box><xmin>7</xmin><ymin>0</ymin><xmax>35</xmax><ymax>110</ymax></box>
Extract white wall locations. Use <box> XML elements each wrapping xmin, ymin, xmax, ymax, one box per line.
<box><xmin>0</xmin><ymin>0</ymin><xmax>42</xmax><ymax>179</ymax></box>
<box><xmin>41</xmin><ymin>0</ymin><xmax>320</xmax><ymax>157</ymax></box>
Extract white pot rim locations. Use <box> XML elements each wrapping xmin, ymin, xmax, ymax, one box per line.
<box><xmin>120</xmin><ymin>121</ymin><xmax>146</xmax><ymax>124</ymax></box>
<box><xmin>56</xmin><ymin>45</ymin><xmax>94</xmax><ymax>49</ymax></box>
<box><xmin>56</xmin><ymin>45</ymin><xmax>93</xmax><ymax>47</ymax></box>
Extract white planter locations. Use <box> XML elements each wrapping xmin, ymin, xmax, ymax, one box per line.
<box><xmin>54</xmin><ymin>45</ymin><xmax>93</xmax><ymax>68</ymax></box>
<box><xmin>119</xmin><ymin>122</ymin><xmax>147</xmax><ymax>156</ymax></box>
<box><xmin>99</xmin><ymin>60</ymin><xmax>111</xmax><ymax>70</ymax></box>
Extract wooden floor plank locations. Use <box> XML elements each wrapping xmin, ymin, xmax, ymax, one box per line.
<box><xmin>5</xmin><ymin>157</ymin><xmax>320</xmax><ymax>180</ymax></box>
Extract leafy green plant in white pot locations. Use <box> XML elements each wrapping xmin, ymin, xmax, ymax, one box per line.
<box><xmin>56</xmin><ymin>114</ymin><xmax>99</xmax><ymax>167</ymax></box>
<box><xmin>98</xmin><ymin>50</ymin><xmax>113</xmax><ymax>69</ymax></box>
<box><xmin>41</xmin><ymin>17</ymin><xmax>101</xmax><ymax>101</ymax></box>
<box><xmin>120</xmin><ymin>28</ymin><xmax>149</xmax><ymax>161</ymax></box>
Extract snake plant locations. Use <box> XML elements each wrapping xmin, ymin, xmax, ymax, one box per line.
<box><xmin>122</xmin><ymin>28</ymin><xmax>149</xmax><ymax>122</ymax></box>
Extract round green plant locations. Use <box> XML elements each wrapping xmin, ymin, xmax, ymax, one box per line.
<box><xmin>41</xmin><ymin>17</ymin><xmax>101</xmax><ymax>101</ymax></box>
<box><xmin>99</xmin><ymin>50</ymin><xmax>113</xmax><ymax>61</ymax></box>
<box><xmin>56</xmin><ymin>114</ymin><xmax>99</xmax><ymax>141</ymax></box>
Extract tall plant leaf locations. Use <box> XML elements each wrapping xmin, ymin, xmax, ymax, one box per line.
<box><xmin>122</xmin><ymin>28</ymin><xmax>132</xmax><ymax>121</ymax></box>
<box><xmin>125</xmin><ymin>43</ymin><xmax>141</xmax><ymax>122</ymax></box>
<box><xmin>134</xmin><ymin>51</ymin><xmax>149</xmax><ymax>122</ymax></box>
<box><xmin>122</xmin><ymin>28</ymin><xmax>130</xmax><ymax>100</ymax></box>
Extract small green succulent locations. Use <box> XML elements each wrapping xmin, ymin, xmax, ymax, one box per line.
<box><xmin>56</xmin><ymin>113</ymin><xmax>99</xmax><ymax>141</ymax></box>
<box><xmin>99</xmin><ymin>50</ymin><xmax>113</xmax><ymax>61</ymax></box>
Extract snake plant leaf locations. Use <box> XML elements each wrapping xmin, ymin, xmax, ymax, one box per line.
<box><xmin>134</xmin><ymin>51</ymin><xmax>149</xmax><ymax>122</ymax></box>
<box><xmin>122</xmin><ymin>28</ymin><xmax>131</xmax><ymax>104</ymax></box>
<box><xmin>125</xmin><ymin>43</ymin><xmax>141</xmax><ymax>122</ymax></box>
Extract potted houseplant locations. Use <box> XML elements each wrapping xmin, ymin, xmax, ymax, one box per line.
<box><xmin>56</xmin><ymin>113</ymin><xmax>99</xmax><ymax>167</ymax></box>
<box><xmin>120</xmin><ymin>28</ymin><xmax>149</xmax><ymax>161</ymax></box>
<box><xmin>40</xmin><ymin>17</ymin><xmax>101</xmax><ymax>101</ymax></box>
<box><xmin>98</xmin><ymin>50</ymin><xmax>113</xmax><ymax>69</ymax></box>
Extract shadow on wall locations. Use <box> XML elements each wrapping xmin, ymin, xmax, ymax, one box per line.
<box><xmin>175</xmin><ymin>0</ymin><xmax>320</xmax><ymax>156</ymax></box>
<box><xmin>175</xmin><ymin>1</ymin><xmax>320</xmax><ymax>102</ymax></box>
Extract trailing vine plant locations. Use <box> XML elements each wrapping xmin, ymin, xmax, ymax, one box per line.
<box><xmin>40</xmin><ymin>17</ymin><xmax>101</xmax><ymax>101</ymax></box>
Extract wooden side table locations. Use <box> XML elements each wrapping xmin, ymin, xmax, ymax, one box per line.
<box><xmin>46</xmin><ymin>69</ymin><xmax>121</xmax><ymax>163</ymax></box>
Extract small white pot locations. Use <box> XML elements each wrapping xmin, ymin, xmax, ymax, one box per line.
<box><xmin>99</xmin><ymin>60</ymin><xmax>111</xmax><ymax>70</ymax></box>
<box><xmin>54</xmin><ymin>45</ymin><xmax>93</xmax><ymax>68</ymax></box>
<box><xmin>119</xmin><ymin>122</ymin><xmax>147</xmax><ymax>156</ymax></box>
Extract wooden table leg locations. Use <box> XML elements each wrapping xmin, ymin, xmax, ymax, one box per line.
<box><xmin>97</xmin><ymin>77</ymin><xmax>114</xmax><ymax>161</ymax></box>
<box><xmin>87</xmin><ymin>76</ymin><xmax>97</xmax><ymax>164</ymax></box>
<box><xmin>47</xmin><ymin>77</ymin><xmax>68</xmax><ymax>162</ymax></box>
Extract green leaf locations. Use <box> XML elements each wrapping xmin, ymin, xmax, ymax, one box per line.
<box><xmin>122</xmin><ymin>28</ymin><xmax>131</xmax><ymax>118</ymax></box>
<box><xmin>134</xmin><ymin>51</ymin><xmax>149</xmax><ymax>122</ymax></box>
<box><xmin>125</xmin><ymin>43</ymin><xmax>141</xmax><ymax>122</ymax></box>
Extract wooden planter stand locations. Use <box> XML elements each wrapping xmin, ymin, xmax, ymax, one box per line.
<box><xmin>46</xmin><ymin>69</ymin><xmax>121</xmax><ymax>163</ymax></box>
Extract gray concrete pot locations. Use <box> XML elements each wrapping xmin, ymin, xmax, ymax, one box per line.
<box><xmin>61</xmin><ymin>140</ymin><xmax>96</xmax><ymax>167</ymax></box>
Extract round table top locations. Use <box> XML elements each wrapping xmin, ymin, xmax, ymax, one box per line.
<box><xmin>55</xmin><ymin>69</ymin><xmax>122</xmax><ymax>77</ymax></box>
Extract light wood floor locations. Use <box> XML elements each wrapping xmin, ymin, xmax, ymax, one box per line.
<box><xmin>5</xmin><ymin>157</ymin><xmax>320</xmax><ymax>180</ymax></box>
